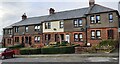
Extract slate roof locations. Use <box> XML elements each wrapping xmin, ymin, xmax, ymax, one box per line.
<box><xmin>4</xmin><ymin>4</ymin><xmax>117</xmax><ymax>29</ymax></box>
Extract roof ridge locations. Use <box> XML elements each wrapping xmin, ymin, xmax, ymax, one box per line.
<box><xmin>95</xmin><ymin>4</ymin><xmax>115</xmax><ymax>11</ymax></box>
<box><xmin>55</xmin><ymin>7</ymin><xmax>89</xmax><ymax>14</ymax></box>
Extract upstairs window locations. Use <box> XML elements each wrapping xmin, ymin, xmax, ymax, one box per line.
<box><xmin>15</xmin><ymin>27</ymin><xmax>19</xmax><ymax>33</ymax></box>
<box><xmin>60</xmin><ymin>21</ymin><xmax>64</xmax><ymax>28</ymax></box>
<box><xmin>109</xmin><ymin>13</ymin><xmax>113</xmax><ymax>22</ymax></box>
<box><xmin>74</xmin><ymin>33</ymin><xmax>83</xmax><ymax>42</ymax></box>
<box><xmin>73</xmin><ymin>19</ymin><xmax>82</xmax><ymax>27</ymax></box>
<box><xmin>90</xmin><ymin>15</ymin><xmax>95</xmax><ymax>24</ymax></box>
<box><xmin>45</xmin><ymin>22</ymin><xmax>51</xmax><ymax>29</ymax></box>
<box><xmin>90</xmin><ymin>15</ymin><xmax>101</xmax><ymax>24</ymax></box>
<box><xmin>35</xmin><ymin>25</ymin><xmax>40</xmax><ymax>31</ymax></box>
<box><xmin>34</xmin><ymin>36</ymin><xmax>40</xmax><ymax>42</ymax></box>
<box><xmin>78</xmin><ymin>20</ymin><xmax>83</xmax><ymax>26</ymax></box>
<box><xmin>8</xmin><ymin>29</ymin><xmax>12</xmax><ymax>35</ymax></box>
<box><xmin>96</xmin><ymin>15</ymin><xmax>101</xmax><ymax>23</ymax></box>
<box><xmin>74</xmin><ymin>19</ymin><xmax>78</xmax><ymax>27</ymax></box>
<box><xmin>25</xmin><ymin>26</ymin><xmax>28</xmax><ymax>32</ymax></box>
<box><xmin>3</xmin><ymin>30</ymin><xmax>5</xmax><ymax>34</ymax></box>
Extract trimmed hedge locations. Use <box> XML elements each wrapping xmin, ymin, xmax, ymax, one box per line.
<box><xmin>20</xmin><ymin>44</ymin><xmax>79</xmax><ymax>55</ymax></box>
<box><xmin>41</xmin><ymin>46</ymin><xmax>75</xmax><ymax>54</ymax></box>
<box><xmin>20</xmin><ymin>48</ymin><xmax>41</xmax><ymax>55</ymax></box>
<box><xmin>8</xmin><ymin>44</ymin><xmax>24</xmax><ymax>49</ymax></box>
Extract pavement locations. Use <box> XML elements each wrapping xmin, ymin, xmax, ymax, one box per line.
<box><xmin>15</xmin><ymin>52</ymin><xmax>119</xmax><ymax>58</ymax></box>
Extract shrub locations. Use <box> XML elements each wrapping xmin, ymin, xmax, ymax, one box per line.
<box><xmin>72</xmin><ymin>44</ymin><xmax>80</xmax><ymax>47</ymax></box>
<box><xmin>8</xmin><ymin>44</ymin><xmax>24</xmax><ymax>49</ymax></box>
<box><xmin>41</xmin><ymin>46</ymin><xmax>75</xmax><ymax>54</ymax></box>
<box><xmin>59</xmin><ymin>41</ymin><xmax>68</xmax><ymax>46</ymax></box>
<box><xmin>99</xmin><ymin>39</ymin><xmax>118</xmax><ymax>48</ymax></box>
<box><xmin>20</xmin><ymin>48</ymin><xmax>41</xmax><ymax>55</ymax></box>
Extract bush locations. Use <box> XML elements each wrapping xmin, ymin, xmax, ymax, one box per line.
<box><xmin>72</xmin><ymin>44</ymin><xmax>80</xmax><ymax>47</ymax></box>
<box><xmin>20</xmin><ymin>48</ymin><xmax>41</xmax><ymax>55</ymax></box>
<box><xmin>41</xmin><ymin>46</ymin><xmax>75</xmax><ymax>54</ymax></box>
<box><xmin>8</xmin><ymin>44</ymin><xmax>24</xmax><ymax>49</ymax></box>
<box><xmin>99</xmin><ymin>39</ymin><xmax>118</xmax><ymax>48</ymax></box>
<box><xmin>59</xmin><ymin>41</ymin><xmax>68</xmax><ymax>46</ymax></box>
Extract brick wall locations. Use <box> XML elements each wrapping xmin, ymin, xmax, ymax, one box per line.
<box><xmin>87</xmin><ymin>27</ymin><xmax>118</xmax><ymax>46</ymax></box>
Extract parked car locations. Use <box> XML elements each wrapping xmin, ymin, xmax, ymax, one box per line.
<box><xmin>0</xmin><ymin>48</ymin><xmax>15</xmax><ymax>59</ymax></box>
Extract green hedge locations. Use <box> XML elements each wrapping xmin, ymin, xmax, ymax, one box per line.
<box><xmin>41</xmin><ymin>46</ymin><xmax>75</xmax><ymax>54</ymax></box>
<box><xmin>8</xmin><ymin>44</ymin><xmax>24</xmax><ymax>49</ymax></box>
<box><xmin>20</xmin><ymin>48</ymin><xmax>41</xmax><ymax>55</ymax></box>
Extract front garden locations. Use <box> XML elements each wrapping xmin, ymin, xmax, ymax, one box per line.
<box><xmin>95</xmin><ymin>39</ymin><xmax>118</xmax><ymax>53</ymax></box>
<box><xmin>75</xmin><ymin>39</ymin><xmax>118</xmax><ymax>53</ymax></box>
<box><xmin>6</xmin><ymin>39</ymin><xmax>118</xmax><ymax>55</ymax></box>
<box><xmin>7</xmin><ymin>41</ymin><xmax>80</xmax><ymax>55</ymax></box>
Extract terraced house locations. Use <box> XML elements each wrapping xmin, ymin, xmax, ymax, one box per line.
<box><xmin>2</xmin><ymin>0</ymin><xmax>120</xmax><ymax>47</ymax></box>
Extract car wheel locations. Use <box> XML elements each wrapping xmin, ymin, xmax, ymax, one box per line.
<box><xmin>12</xmin><ymin>54</ymin><xmax>15</xmax><ymax>58</ymax></box>
<box><xmin>1</xmin><ymin>56</ymin><xmax>5</xmax><ymax>60</ymax></box>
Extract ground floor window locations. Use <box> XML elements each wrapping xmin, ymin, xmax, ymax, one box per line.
<box><xmin>34</xmin><ymin>36</ymin><xmax>40</xmax><ymax>42</ymax></box>
<box><xmin>107</xmin><ymin>29</ymin><xmax>114</xmax><ymax>39</ymax></box>
<box><xmin>25</xmin><ymin>37</ymin><xmax>28</xmax><ymax>43</ymax></box>
<box><xmin>8</xmin><ymin>39</ymin><xmax>11</xmax><ymax>44</ymax></box>
<box><xmin>91</xmin><ymin>30</ymin><xmax>101</xmax><ymax>39</ymax></box>
<box><xmin>45</xmin><ymin>34</ymin><xmax>51</xmax><ymax>41</ymax></box>
<box><xmin>74</xmin><ymin>33</ymin><xmax>83</xmax><ymax>42</ymax></box>
<box><xmin>15</xmin><ymin>37</ymin><xmax>19</xmax><ymax>42</ymax></box>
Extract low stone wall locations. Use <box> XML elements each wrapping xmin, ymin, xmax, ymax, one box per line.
<box><xmin>75</xmin><ymin>47</ymin><xmax>93</xmax><ymax>54</ymax></box>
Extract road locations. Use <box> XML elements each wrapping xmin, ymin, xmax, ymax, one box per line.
<box><xmin>1</xmin><ymin>56</ymin><xmax>119</xmax><ymax>64</ymax></box>
<box><xmin>2</xmin><ymin>57</ymin><xmax>118</xmax><ymax>62</ymax></box>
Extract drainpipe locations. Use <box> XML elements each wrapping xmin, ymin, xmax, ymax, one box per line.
<box><xmin>12</xmin><ymin>27</ymin><xmax>14</xmax><ymax>46</ymax></box>
<box><xmin>85</xmin><ymin>17</ymin><xmax>88</xmax><ymax>46</ymax></box>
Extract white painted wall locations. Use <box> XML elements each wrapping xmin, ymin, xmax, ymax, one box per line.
<box><xmin>43</xmin><ymin>21</ymin><xmax>64</xmax><ymax>33</ymax></box>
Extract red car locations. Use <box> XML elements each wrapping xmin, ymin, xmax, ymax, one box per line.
<box><xmin>0</xmin><ymin>48</ymin><xmax>15</xmax><ymax>60</ymax></box>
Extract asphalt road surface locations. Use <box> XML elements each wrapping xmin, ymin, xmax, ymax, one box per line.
<box><xmin>1</xmin><ymin>56</ymin><xmax>119</xmax><ymax>64</ymax></box>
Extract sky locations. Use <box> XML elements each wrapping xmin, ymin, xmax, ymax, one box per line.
<box><xmin>0</xmin><ymin>0</ymin><xmax>120</xmax><ymax>35</ymax></box>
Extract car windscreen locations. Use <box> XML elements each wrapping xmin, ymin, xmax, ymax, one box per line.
<box><xmin>0</xmin><ymin>48</ymin><xmax>6</xmax><ymax>53</ymax></box>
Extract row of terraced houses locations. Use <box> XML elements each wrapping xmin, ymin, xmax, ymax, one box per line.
<box><xmin>2</xmin><ymin>0</ymin><xmax>120</xmax><ymax>48</ymax></box>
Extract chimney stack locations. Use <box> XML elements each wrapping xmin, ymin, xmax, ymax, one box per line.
<box><xmin>22</xmin><ymin>13</ymin><xmax>27</xmax><ymax>20</ymax></box>
<box><xmin>89</xmin><ymin>0</ymin><xmax>95</xmax><ymax>7</ymax></box>
<box><xmin>49</xmin><ymin>8</ymin><xmax>55</xmax><ymax>14</ymax></box>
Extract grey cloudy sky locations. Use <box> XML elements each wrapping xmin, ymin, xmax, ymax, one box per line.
<box><xmin>0</xmin><ymin>0</ymin><xmax>120</xmax><ymax>35</ymax></box>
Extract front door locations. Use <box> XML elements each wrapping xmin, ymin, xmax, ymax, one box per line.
<box><xmin>29</xmin><ymin>37</ymin><xmax>32</xmax><ymax>46</ymax></box>
<box><xmin>107</xmin><ymin>30</ymin><xmax>114</xmax><ymax>39</ymax></box>
<box><xmin>55</xmin><ymin>34</ymin><xmax>58</xmax><ymax>42</ymax></box>
<box><xmin>22</xmin><ymin>37</ymin><xmax>24</xmax><ymax>46</ymax></box>
<box><xmin>65</xmin><ymin>34</ymin><xmax>70</xmax><ymax>43</ymax></box>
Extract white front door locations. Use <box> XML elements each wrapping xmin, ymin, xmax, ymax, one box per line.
<box><xmin>65</xmin><ymin>35</ymin><xmax>70</xmax><ymax>43</ymax></box>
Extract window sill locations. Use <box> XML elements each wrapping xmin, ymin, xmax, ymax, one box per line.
<box><xmin>34</xmin><ymin>41</ymin><xmax>40</xmax><ymax>43</ymax></box>
<box><xmin>74</xmin><ymin>26</ymin><xmax>83</xmax><ymax>28</ymax></box>
<box><xmin>90</xmin><ymin>38</ymin><xmax>102</xmax><ymax>40</ymax></box>
<box><xmin>74</xmin><ymin>41</ymin><xmax>84</xmax><ymax>42</ymax></box>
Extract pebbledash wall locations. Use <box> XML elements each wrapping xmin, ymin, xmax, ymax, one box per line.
<box><xmin>2</xmin><ymin>0</ymin><xmax>120</xmax><ymax>47</ymax></box>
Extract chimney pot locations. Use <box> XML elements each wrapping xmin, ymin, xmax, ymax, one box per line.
<box><xmin>49</xmin><ymin>8</ymin><xmax>55</xmax><ymax>14</ymax></box>
<box><xmin>89</xmin><ymin>0</ymin><xmax>95</xmax><ymax>7</ymax></box>
<box><xmin>22</xmin><ymin>13</ymin><xmax>27</xmax><ymax>20</ymax></box>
